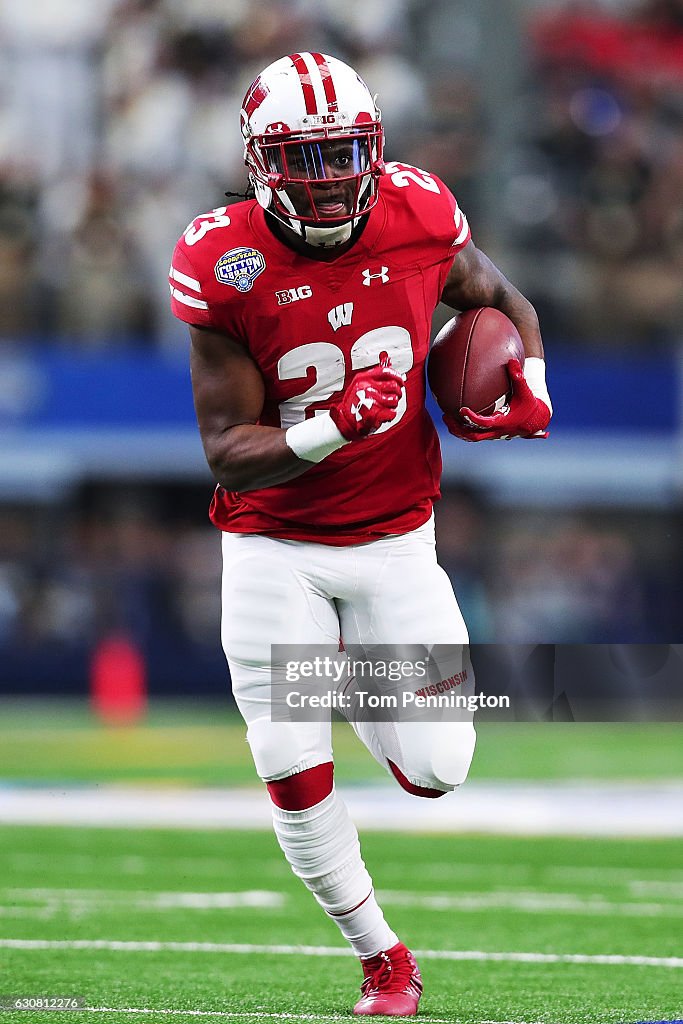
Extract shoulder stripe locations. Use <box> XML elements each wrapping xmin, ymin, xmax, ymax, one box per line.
<box><xmin>453</xmin><ymin>209</ymin><xmax>470</xmax><ymax>247</ymax></box>
<box><xmin>169</xmin><ymin>265</ymin><xmax>202</xmax><ymax>293</ymax></box>
<box><xmin>169</xmin><ymin>284</ymin><xmax>209</xmax><ymax>310</ymax></box>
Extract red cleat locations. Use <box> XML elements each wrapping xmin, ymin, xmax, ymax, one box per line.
<box><xmin>353</xmin><ymin>942</ymin><xmax>422</xmax><ymax>1016</ymax></box>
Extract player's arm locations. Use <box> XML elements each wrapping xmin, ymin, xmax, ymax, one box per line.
<box><xmin>189</xmin><ymin>325</ymin><xmax>403</xmax><ymax>491</ymax></box>
<box><xmin>439</xmin><ymin>241</ymin><xmax>552</xmax><ymax>439</ymax></box>
<box><xmin>190</xmin><ymin>324</ymin><xmax>306</xmax><ymax>491</ymax></box>
<box><xmin>441</xmin><ymin>240</ymin><xmax>542</xmax><ymax>358</ymax></box>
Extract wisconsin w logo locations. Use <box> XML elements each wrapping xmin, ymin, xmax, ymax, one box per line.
<box><xmin>328</xmin><ymin>302</ymin><xmax>353</xmax><ymax>331</ymax></box>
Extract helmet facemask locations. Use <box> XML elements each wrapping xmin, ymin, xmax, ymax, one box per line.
<box><xmin>245</xmin><ymin>124</ymin><xmax>384</xmax><ymax>246</ymax></box>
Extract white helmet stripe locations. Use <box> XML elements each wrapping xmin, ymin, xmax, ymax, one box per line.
<box><xmin>297</xmin><ymin>51</ymin><xmax>330</xmax><ymax>115</ymax></box>
<box><xmin>289</xmin><ymin>52</ymin><xmax>318</xmax><ymax>114</ymax></box>
<box><xmin>311</xmin><ymin>52</ymin><xmax>339</xmax><ymax>113</ymax></box>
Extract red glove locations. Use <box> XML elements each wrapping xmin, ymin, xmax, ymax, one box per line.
<box><xmin>330</xmin><ymin>359</ymin><xmax>404</xmax><ymax>441</ymax></box>
<box><xmin>442</xmin><ymin>412</ymin><xmax>513</xmax><ymax>442</ymax></box>
<box><xmin>447</xmin><ymin>358</ymin><xmax>551</xmax><ymax>441</ymax></box>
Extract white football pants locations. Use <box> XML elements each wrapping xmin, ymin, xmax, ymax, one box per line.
<box><xmin>221</xmin><ymin>515</ymin><xmax>476</xmax><ymax>792</ymax></box>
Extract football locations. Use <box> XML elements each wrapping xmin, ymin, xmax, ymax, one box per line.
<box><xmin>427</xmin><ymin>307</ymin><xmax>525</xmax><ymax>421</ymax></box>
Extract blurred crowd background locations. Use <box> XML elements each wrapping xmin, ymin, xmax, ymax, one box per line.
<box><xmin>0</xmin><ymin>0</ymin><xmax>682</xmax><ymax>697</ymax></box>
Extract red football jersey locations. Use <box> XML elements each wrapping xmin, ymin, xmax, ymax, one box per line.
<box><xmin>170</xmin><ymin>162</ymin><xmax>471</xmax><ymax>545</ymax></box>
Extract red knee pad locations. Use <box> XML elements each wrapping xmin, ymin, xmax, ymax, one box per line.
<box><xmin>266</xmin><ymin>761</ymin><xmax>334</xmax><ymax>810</ymax></box>
<box><xmin>388</xmin><ymin>759</ymin><xmax>446</xmax><ymax>799</ymax></box>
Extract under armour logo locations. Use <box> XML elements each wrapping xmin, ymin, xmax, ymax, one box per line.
<box><xmin>351</xmin><ymin>389</ymin><xmax>375</xmax><ymax>421</ymax></box>
<box><xmin>362</xmin><ymin>267</ymin><xmax>389</xmax><ymax>286</ymax></box>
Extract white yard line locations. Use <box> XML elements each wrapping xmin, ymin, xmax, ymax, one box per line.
<box><xmin>8</xmin><ymin>852</ymin><xmax>683</xmax><ymax>890</ymax></box>
<box><xmin>1</xmin><ymin>938</ymin><xmax>682</xmax><ymax>968</ymax></box>
<box><xmin>545</xmin><ymin>865</ymin><xmax>683</xmax><ymax>885</ymax></box>
<box><xmin>378</xmin><ymin>889</ymin><xmax>683</xmax><ymax>917</ymax></box>
<box><xmin>4</xmin><ymin>886</ymin><xmax>680</xmax><ymax>918</ymax></box>
<box><xmin>2</xmin><ymin>851</ymin><xmax>285</xmax><ymax>877</ymax></box>
<box><xmin>1</xmin><ymin>782</ymin><xmax>682</xmax><ymax>836</ymax></box>
<box><xmin>4</xmin><ymin>889</ymin><xmax>285</xmax><ymax>910</ymax></box>
<box><xmin>628</xmin><ymin>881</ymin><xmax>683</xmax><ymax>898</ymax></box>
<box><xmin>0</xmin><ymin>906</ymin><xmax>55</xmax><ymax>918</ymax></box>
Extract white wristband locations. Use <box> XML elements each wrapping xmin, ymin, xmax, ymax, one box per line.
<box><xmin>285</xmin><ymin>411</ymin><xmax>350</xmax><ymax>464</ymax></box>
<box><xmin>523</xmin><ymin>357</ymin><xmax>552</xmax><ymax>415</ymax></box>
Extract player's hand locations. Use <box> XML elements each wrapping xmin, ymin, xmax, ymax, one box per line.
<box><xmin>442</xmin><ymin>412</ymin><xmax>512</xmax><ymax>442</ymax></box>
<box><xmin>330</xmin><ymin>358</ymin><xmax>404</xmax><ymax>441</ymax></box>
<box><xmin>459</xmin><ymin>358</ymin><xmax>552</xmax><ymax>440</ymax></box>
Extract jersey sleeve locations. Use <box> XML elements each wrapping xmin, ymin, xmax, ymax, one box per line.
<box><xmin>168</xmin><ymin>238</ymin><xmax>215</xmax><ymax>328</ymax></box>
<box><xmin>435</xmin><ymin>177</ymin><xmax>471</xmax><ymax>294</ymax></box>
<box><xmin>382</xmin><ymin>162</ymin><xmax>471</xmax><ymax>263</ymax></box>
<box><xmin>448</xmin><ymin>188</ymin><xmax>471</xmax><ymax>255</ymax></box>
<box><xmin>425</xmin><ymin>172</ymin><xmax>470</xmax><ymax>258</ymax></box>
<box><xmin>418</xmin><ymin>169</ymin><xmax>471</xmax><ymax>298</ymax></box>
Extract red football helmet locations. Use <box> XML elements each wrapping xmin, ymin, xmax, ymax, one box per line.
<box><xmin>240</xmin><ymin>52</ymin><xmax>384</xmax><ymax>246</ymax></box>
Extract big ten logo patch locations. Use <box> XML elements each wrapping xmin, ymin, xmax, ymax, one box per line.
<box><xmin>276</xmin><ymin>285</ymin><xmax>313</xmax><ymax>305</ymax></box>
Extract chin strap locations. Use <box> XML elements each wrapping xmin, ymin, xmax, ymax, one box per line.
<box><xmin>276</xmin><ymin>186</ymin><xmax>354</xmax><ymax>247</ymax></box>
<box><xmin>302</xmin><ymin>221</ymin><xmax>353</xmax><ymax>247</ymax></box>
<box><xmin>251</xmin><ymin>175</ymin><xmax>362</xmax><ymax>247</ymax></box>
<box><xmin>299</xmin><ymin>174</ymin><xmax>374</xmax><ymax>247</ymax></box>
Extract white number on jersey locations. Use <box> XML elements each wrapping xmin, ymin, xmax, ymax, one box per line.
<box><xmin>278</xmin><ymin>343</ymin><xmax>345</xmax><ymax>428</ymax></box>
<box><xmin>349</xmin><ymin>327</ymin><xmax>412</xmax><ymax>434</ymax></box>
<box><xmin>384</xmin><ymin>161</ymin><xmax>441</xmax><ymax>194</ymax></box>
<box><xmin>277</xmin><ymin>328</ymin><xmax>414</xmax><ymax>430</ymax></box>
<box><xmin>183</xmin><ymin>207</ymin><xmax>231</xmax><ymax>246</ymax></box>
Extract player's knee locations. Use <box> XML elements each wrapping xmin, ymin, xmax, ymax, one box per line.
<box><xmin>246</xmin><ymin>719</ymin><xmax>306</xmax><ymax>779</ymax></box>
<box><xmin>430</xmin><ymin>723</ymin><xmax>476</xmax><ymax>789</ymax></box>
<box><xmin>390</xmin><ymin>723</ymin><xmax>477</xmax><ymax>795</ymax></box>
<box><xmin>246</xmin><ymin>718</ymin><xmax>329</xmax><ymax>783</ymax></box>
<box><xmin>388</xmin><ymin>759</ymin><xmax>448</xmax><ymax>798</ymax></box>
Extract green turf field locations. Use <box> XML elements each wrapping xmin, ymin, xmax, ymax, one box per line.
<box><xmin>0</xmin><ymin>827</ymin><xmax>682</xmax><ymax>1024</ymax></box>
<box><xmin>1</xmin><ymin>701</ymin><xmax>683</xmax><ymax>785</ymax></box>
<box><xmin>1</xmin><ymin>702</ymin><xmax>681</xmax><ymax>1023</ymax></box>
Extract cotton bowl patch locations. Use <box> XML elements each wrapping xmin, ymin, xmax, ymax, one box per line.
<box><xmin>215</xmin><ymin>247</ymin><xmax>265</xmax><ymax>292</ymax></box>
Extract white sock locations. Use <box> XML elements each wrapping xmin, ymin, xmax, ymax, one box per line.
<box><xmin>328</xmin><ymin>888</ymin><xmax>399</xmax><ymax>956</ymax></box>
<box><xmin>270</xmin><ymin>789</ymin><xmax>399</xmax><ymax>957</ymax></box>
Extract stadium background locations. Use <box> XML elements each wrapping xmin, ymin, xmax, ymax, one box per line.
<box><xmin>0</xmin><ymin>3</ymin><xmax>682</xmax><ymax>1022</ymax></box>
<box><xmin>2</xmin><ymin>0</ymin><xmax>683</xmax><ymax>697</ymax></box>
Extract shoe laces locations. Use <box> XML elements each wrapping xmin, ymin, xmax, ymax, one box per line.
<box><xmin>360</xmin><ymin>946</ymin><xmax>421</xmax><ymax>996</ymax></box>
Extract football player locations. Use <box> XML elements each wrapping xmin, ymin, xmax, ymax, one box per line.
<box><xmin>170</xmin><ymin>52</ymin><xmax>551</xmax><ymax>1016</ymax></box>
